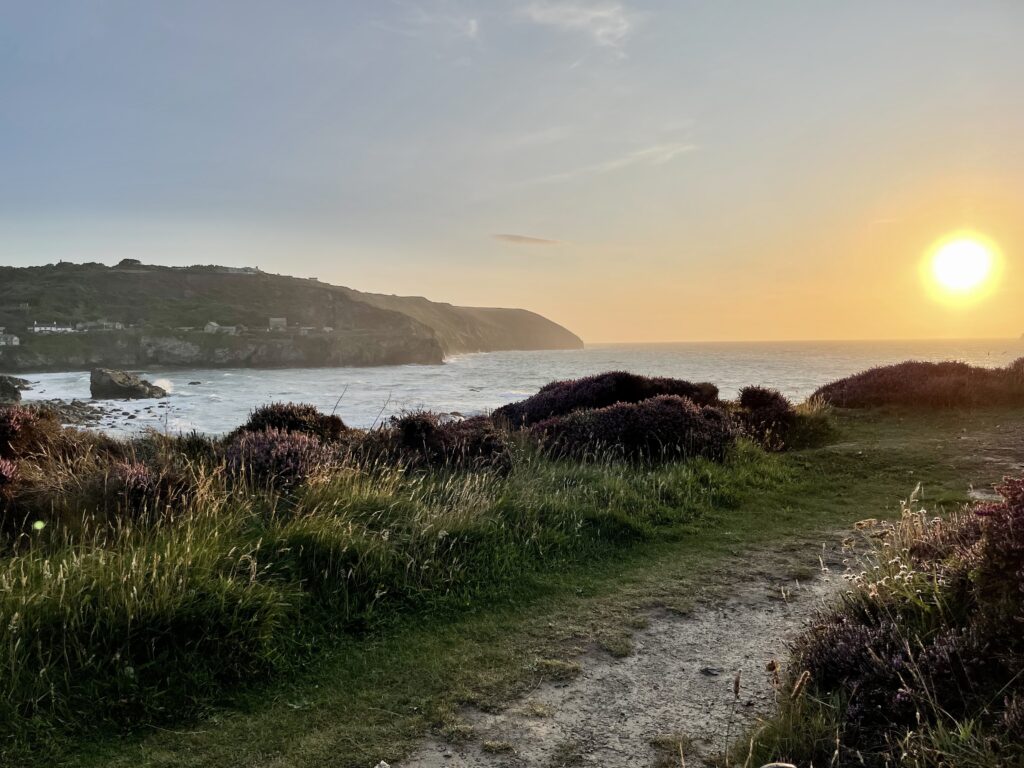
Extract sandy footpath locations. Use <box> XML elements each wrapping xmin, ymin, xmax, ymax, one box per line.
<box><xmin>401</xmin><ymin>544</ymin><xmax>847</xmax><ymax>768</ymax></box>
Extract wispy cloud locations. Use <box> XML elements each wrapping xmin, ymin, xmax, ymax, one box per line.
<box><xmin>527</xmin><ymin>140</ymin><xmax>695</xmax><ymax>186</ymax></box>
<box><xmin>493</xmin><ymin>233</ymin><xmax>562</xmax><ymax>245</ymax></box>
<box><xmin>377</xmin><ymin>2</ymin><xmax>480</xmax><ymax>42</ymax></box>
<box><xmin>522</xmin><ymin>2</ymin><xmax>634</xmax><ymax>51</ymax></box>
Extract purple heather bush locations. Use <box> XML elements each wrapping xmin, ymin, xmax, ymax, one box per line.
<box><xmin>240</xmin><ymin>402</ymin><xmax>346</xmax><ymax>442</ymax></box>
<box><xmin>773</xmin><ymin>474</ymin><xmax>1024</xmax><ymax>763</ymax></box>
<box><xmin>493</xmin><ymin>371</ymin><xmax>719</xmax><ymax>428</ymax></box>
<box><xmin>532</xmin><ymin>395</ymin><xmax>735</xmax><ymax>464</ymax></box>
<box><xmin>226</xmin><ymin>428</ymin><xmax>327</xmax><ymax>489</ymax></box>
<box><xmin>813</xmin><ymin>358</ymin><xmax>1024</xmax><ymax>408</ymax></box>
<box><xmin>359</xmin><ymin>412</ymin><xmax>512</xmax><ymax>472</ymax></box>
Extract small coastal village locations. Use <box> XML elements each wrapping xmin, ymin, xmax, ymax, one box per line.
<box><xmin>0</xmin><ymin>260</ymin><xmax>339</xmax><ymax>347</ymax></box>
<box><xmin>2</xmin><ymin>316</ymin><xmax>326</xmax><ymax>339</ymax></box>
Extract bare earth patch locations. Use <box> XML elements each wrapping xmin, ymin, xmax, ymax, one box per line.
<box><xmin>402</xmin><ymin>550</ymin><xmax>845</xmax><ymax>768</ymax></box>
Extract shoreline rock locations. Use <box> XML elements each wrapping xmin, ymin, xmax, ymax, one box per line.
<box><xmin>0</xmin><ymin>378</ymin><xmax>20</xmax><ymax>404</ymax></box>
<box><xmin>0</xmin><ymin>375</ymin><xmax>29</xmax><ymax>404</ymax></box>
<box><xmin>90</xmin><ymin>368</ymin><xmax>167</xmax><ymax>400</ymax></box>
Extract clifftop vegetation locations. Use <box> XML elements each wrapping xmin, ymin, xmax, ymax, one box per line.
<box><xmin>0</xmin><ymin>261</ymin><xmax>583</xmax><ymax>371</ymax></box>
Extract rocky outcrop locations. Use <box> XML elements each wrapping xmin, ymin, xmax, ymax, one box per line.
<box><xmin>0</xmin><ymin>375</ymin><xmax>23</xmax><ymax>404</ymax></box>
<box><xmin>90</xmin><ymin>368</ymin><xmax>167</xmax><ymax>400</ymax></box>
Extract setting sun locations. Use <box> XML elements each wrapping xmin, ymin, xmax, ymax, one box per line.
<box><xmin>933</xmin><ymin>238</ymin><xmax>993</xmax><ymax>292</ymax></box>
<box><xmin>925</xmin><ymin>233</ymin><xmax>1001</xmax><ymax>303</ymax></box>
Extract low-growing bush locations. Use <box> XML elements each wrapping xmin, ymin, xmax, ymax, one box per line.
<box><xmin>735</xmin><ymin>386</ymin><xmax>796</xmax><ymax>451</ymax></box>
<box><xmin>736</xmin><ymin>480</ymin><xmax>1024</xmax><ymax>767</ymax></box>
<box><xmin>813</xmin><ymin>358</ymin><xmax>1024</xmax><ymax>408</ymax></box>
<box><xmin>226</xmin><ymin>428</ymin><xmax>327</xmax><ymax>488</ymax></box>
<box><xmin>239</xmin><ymin>402</ymin><xmax>347</xmax><ymax>441</ymax></box>
<box><xmin>493</xmin><ymin>371</ymin><xmax>719</xmax><ymax>427</ymax></box>
<box><xmin>354</xmin><ymin>412</ymin><xmax>512</xmax><ymax>473</ymax></box>
<box><xmin>532</xmin><ymin>395</ymin><xmax>735</xmax><ymax>463</ymax></box>
<box><xmin>731</xmin><ymin>387</ymin><xmax>835</xmax><ymax>451</ymax></box>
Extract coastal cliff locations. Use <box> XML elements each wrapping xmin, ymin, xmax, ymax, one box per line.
<box><xmin>0</xmin><ymin>262</ymin><xmax>581</xmax><ymax>373</ymax></box>
<box><xmin>338</xmin><ymin>290</ymin><xmax>584</xmax><ymax>354</ymax></box>
<box><xmin>0</xmin><ymin>329</ymin><xmax>442</xmax><ymax>373</ymax></box>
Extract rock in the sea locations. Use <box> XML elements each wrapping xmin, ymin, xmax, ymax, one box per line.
<box><xmin>0</xmin><ymin>375</ymin><xmax>22</xmax><ymax>404</ymax></box>
<box><xmin>90</xmin><ymin>368</ymin><xmax>167</xmax><ymax>400</ymax></box>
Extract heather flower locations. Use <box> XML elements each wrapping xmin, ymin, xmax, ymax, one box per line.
<box><xmin>109</xmin><ymin>461</ymin><xmax>158</xmax><ymax>504</ymax></box>
<box><xmin>226</xmin><ymin>428</ymin><xmax>327</xmax><ymax>488</ymax></box>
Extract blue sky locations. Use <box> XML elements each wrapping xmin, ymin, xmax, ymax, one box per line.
<box><xmin>2</xmin><ymin>1</ymin><xmax>1023</xmax><ymax>341</ymax></box>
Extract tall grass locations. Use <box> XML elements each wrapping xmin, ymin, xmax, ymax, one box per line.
<box><xmin>0</xmin><ymin>421</ymin><xmax>782</xmax><ymax>755</ymax></box>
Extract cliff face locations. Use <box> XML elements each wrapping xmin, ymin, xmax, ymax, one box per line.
<box><xmin>0</xmin><ymin>330</ymin><xmax>442</xmax><ymax>373</ymax></box>
<box><xmin>0</xmin><ymin>262</ymin><xmax>581</xmax><ymax>373</ymax></box>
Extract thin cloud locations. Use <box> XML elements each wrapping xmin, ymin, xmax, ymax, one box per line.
<box><xmin>493</xmin><ymin>233</ymin><xmax>562</xmax><ymax>245</ymax></box>
<box><xmin>377</xmin><ymin>2</ymin><xmax>480</xmax><ymax>42</ymax></box>
<box><xmin>522</xmin><ymin>2</ymin><xmax>633</xmax><ymax>50</ymax></box>
<box><xmin>527</xmin><ymin>140</ymin><xmax>695</xmax><ymax>186</ymax></box>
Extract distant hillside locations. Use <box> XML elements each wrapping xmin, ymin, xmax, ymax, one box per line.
<box><xmin>0</xmin><ymin>261</ymin><xmax>582</xmax><ymax>372</ymax></box>
<box><xmin>338</xmin><ymin>289</ymin><xmax>583</xmax><ymax>354</ymax></box>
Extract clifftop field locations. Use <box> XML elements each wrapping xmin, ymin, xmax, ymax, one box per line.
<box><xmin>1</xmin><ymin>363</ymin><xmax>1023</xmax><ymax>767</ymax></box>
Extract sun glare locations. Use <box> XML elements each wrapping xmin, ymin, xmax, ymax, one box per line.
<box><xmin>924</xmin><ymin>233</ymin><xmax>1000</xmax><ymax>303</ymax></box>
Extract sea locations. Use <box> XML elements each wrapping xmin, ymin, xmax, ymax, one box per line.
<box><xmin>17</xmin><ymin>338</ymin><xmax>1024</xmax><ymax>436</ymax></box>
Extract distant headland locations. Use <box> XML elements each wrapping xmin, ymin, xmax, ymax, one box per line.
<box><xmin>0</xmin><ymin>260</ymin><xmax>583</xmax><ymax>373</ymax></box>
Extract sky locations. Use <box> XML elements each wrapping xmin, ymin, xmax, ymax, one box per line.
<box><xmin>2</xmin><ymin>1</ymin><xmax>1023</xmax><ymax>343</ymax></box>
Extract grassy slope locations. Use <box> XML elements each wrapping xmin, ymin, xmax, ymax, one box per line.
<box><xmin>47</xmin><ymin>409</ymin><xmax>1024</xmax><ymax>767</ymax></box>
<box><xmin>0</xmin><ymin>263</ymin><xmax>582</xmax><ymax>357</ymax></box>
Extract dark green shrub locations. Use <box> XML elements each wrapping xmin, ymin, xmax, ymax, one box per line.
<box><xmin>735</xmin><ymin>387</ymin><xmax>835</xmax><ymax>451</ymax></box>
<box><xmin>736</xmin><ymin>386</ymin><xmax>795</xmax><ymax>450</ymax></box>
<box><xmin>493</xmin><ymin>371</ymin><xmax>719</xmax><ymax>427</ymax></box>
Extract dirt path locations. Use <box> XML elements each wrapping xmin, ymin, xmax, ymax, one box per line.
<box><xmin>400</xmin><ymin>544</ymin><xmax>847</xmax><ymax>768</ymax></box>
